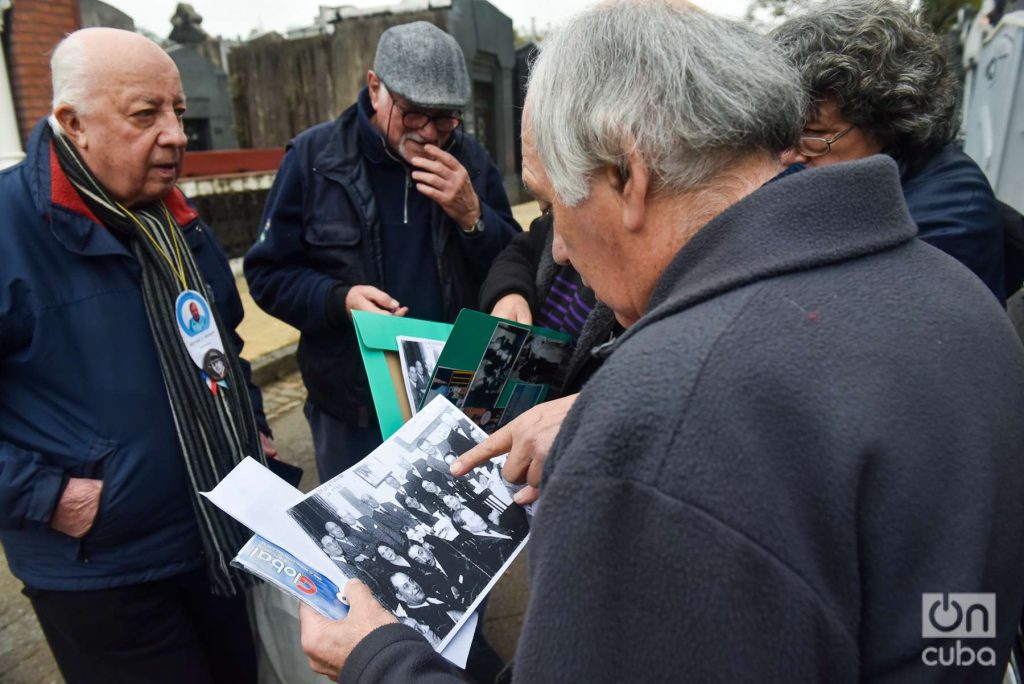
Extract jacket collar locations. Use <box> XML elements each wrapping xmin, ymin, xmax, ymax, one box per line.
<box><xmin>628</xmin><ymin>155</ymin><xmax>918</xmax><ymax>339</ymax></box>
<box><xmin>356</xmin><ymin>86</ymin><xmax>398</xmax><ymax>166</ymax></box>
<box><xmin>314</xmin><ymin>101</ymin><xmax>364</xmax><ymax>180</ymax></box>
<box><xmin>25</xmin><ymin>117</ymin><xmax>198</xmax><ymax>257</ymax></box>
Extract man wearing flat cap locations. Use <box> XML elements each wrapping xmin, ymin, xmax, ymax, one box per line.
<box><xmin>246</xmin><ymin>21</ymin><xmax>520</xmax><ymax>480</ymax></box>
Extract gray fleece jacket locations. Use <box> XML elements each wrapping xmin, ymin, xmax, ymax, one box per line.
<box><xmin>340</xmin><ymin>156</ymin><xmax>1024</xmax><ymax>683</ymax></box>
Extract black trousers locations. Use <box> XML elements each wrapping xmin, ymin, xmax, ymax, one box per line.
<box><xmin>23</xmin><ymin>567</ymin><xmax>256</xmax><ymax>684</ymax></box>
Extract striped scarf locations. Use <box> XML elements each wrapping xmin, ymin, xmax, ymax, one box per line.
<box><xmin>50</xmin><ymin>122</ymin><xmax>265</xmax><ymax>596</ymax></box>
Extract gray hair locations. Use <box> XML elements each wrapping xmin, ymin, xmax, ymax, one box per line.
<box><xmin>50</xmin><ymin>33</ymin><xmax>96</xmax><ymax>115</ymax></box>
<box><xmin>770</xmin><ymin>0</ymin><xmax>959</xmax><ymax>167</ymax></box>
<box><xmin>526</xmin><ymin>1</ymin><xmax>805</xmax><ymax>207</ymax></box>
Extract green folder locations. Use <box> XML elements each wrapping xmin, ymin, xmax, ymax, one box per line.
<box><xmin>352</xmin><ymin>311</ymin><xmax>453</xmax><ymax>440</ymax></box>
<box><xmin>419</xmin><ymin>309</ymin><xmax>574</xmax><ymax>433</ymax></box>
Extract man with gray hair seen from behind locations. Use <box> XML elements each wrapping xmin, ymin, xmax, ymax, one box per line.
<box><xmin>245</xmin><ymin>22</ymin><xmax>519</xmax><ymax>481</ymax></box>
<box><xmin>0</xmin><ymin>28</ymin><xmax>276</xmax><ymax>682</ymax></box>
<box><xmin>772</xmin><ymin>0</ymin><xmax>1008</xmax><ymax>301</ymax></box>
<box><xmin>297</xmin><ymin>2</ymin><xmax>1024</xmax><ymax>682</ymax></box>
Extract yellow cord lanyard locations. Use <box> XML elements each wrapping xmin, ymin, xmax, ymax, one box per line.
<box><xmin>116</xmin><ymin>201</ymin><xmax>188</xmax><ymax>292</ymax></box>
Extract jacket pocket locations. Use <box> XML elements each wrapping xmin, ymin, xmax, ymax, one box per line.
<box><xmin>66</xmin><ymin>438</ymin><xmax>117</xmax><ymax>561</ymax></box>
<box><xmin>306</xmin><ymin>222</ymin><xmax>361</xmax><ymax>247</ymax></box>
<box><xmin>71</xmin><ymin>437</ymin><xmax>116</xmax><ymax>479</ymax></box>
<box><xmin>305</xmin><ymin>222</ymin><xmax>366</xmax><ymax>280</ymax></box>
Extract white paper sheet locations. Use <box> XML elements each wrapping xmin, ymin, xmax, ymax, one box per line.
<box><xmin>201</xmin><ymin>458</ymin><xmax>477</xmax><ymax>668</ymax></box>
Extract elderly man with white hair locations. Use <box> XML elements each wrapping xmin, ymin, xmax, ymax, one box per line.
<box><xmin>299</xmin><ymin>2</ymin><xmax>1024</xmax><ymax>682</ymax></box>
<box><xmin>0</xmin><ymin>28</ymin><xmax>274</xmax><ymax>682</ymax></box>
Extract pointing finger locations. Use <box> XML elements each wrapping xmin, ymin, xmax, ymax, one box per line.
<box><xmin>451</xmin><ymin>425</ymin><xmax>513</xmax><ymax>475</ymax></box>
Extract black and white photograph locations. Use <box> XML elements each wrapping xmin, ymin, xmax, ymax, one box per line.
<box><xmin>421</xmin><ymin>367</ymin><xmax>474</xmax><ymax>410</ymax></box>
<box><xmin>286</xmin><ymin>397</ymin><xmax>530</xmax><ymax>651</ymax></box>
<box><xmin>506</xmin><ymin>334</ymin><xmax>571</xmax><ymax>390</ymax></box>
<box><xmin>397</xmin><ymin>336</ymin><xmax>445</xmax><ymax>415</ymax></box>
<box><xmin>461</xmin><ymin>323</ymin><xmax>530</xmax><ymax>409</ymax></box>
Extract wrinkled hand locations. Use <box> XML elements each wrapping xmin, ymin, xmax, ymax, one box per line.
<box><xmin>51</xmin><ymin>478</ymin><xmax>103</xmax><ymax>538</ymax></box>
<box><xmin>410</xmin><ymin>145</ymin><xmax>481</xmax><ymax>230</ymax></box>
<box><xmin>345</xmin><ymin>285</ymin><xmax>409</xmax><ymax>320</ymax></box>
<box><xmin>259</xmin><ymin>432</ymin><xmax>279</xmax><ymax>459</ymax></box>
<box><xmin>491</xmin><ymin>293</ymin><xmax>532</xmax><ymax>325</ymax></box>
<box><xmin>451</xmin><ymin>393</ymin><xmax>578</xmax><ymax>505</ymax></box>
<box><xmin>299</xmin><ymin>580</ymin><xmax>397</xmax><ymax>679</ymax></box>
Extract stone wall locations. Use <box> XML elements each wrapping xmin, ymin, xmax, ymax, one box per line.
<box><xmin>191</xmin><ymin>189</ymin><xmax>269</xmax><ymax>258</ymax></box>
<box><xmin>180</xmin><ymin>173</ymin><xmax>276</xmax><ymax>259</ymax></box>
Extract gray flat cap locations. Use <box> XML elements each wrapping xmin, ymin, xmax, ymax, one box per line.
<box><xmin>373</xmin><ymin>21</ymin><xmax>470</xmax><ymax>110</ymax></box>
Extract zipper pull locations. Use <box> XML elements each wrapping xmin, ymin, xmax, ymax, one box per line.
<box><xmin>404</xmin><ymin>174</ymin><xmax>411</xmax><ymax>225</ymax></box>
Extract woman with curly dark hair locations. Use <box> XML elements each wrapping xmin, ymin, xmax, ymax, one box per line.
<box><xmin>773</xmin><ymin>0</ymin><xmax>1006</xmax><ymax>301</ymax></box>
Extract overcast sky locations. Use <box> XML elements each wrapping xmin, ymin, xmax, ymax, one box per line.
<box><xmin>105</xmin><ymin>0</ymin><xmax>752</xmax><ymax>41</ymax></box>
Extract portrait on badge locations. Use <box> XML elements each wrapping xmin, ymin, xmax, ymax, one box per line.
<box><xmin>177</xmin><ymin>291</ymin><xmax>211</xmax><ymax>336</ymax></box>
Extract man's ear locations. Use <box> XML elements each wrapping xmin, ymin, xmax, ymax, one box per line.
<box><xmin>605</xmin><ymin>149</ymin><xmax>648</xmax><ymax>234</ymax></box>
<box><xmin>54</xmin><ymin>105</ymin><xmax>88</xmax><ymax>149</ymax></box>
<box><xmin>367</xmin><ymin>70</ymin><xmax>381</xmax><ymax>112</ymax></box>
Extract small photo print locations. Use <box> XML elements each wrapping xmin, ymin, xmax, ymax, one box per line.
<box><xmin>506</xmin><ymin>334</ymin><xmax>570</xmax><ymax>389</ymax></box>
<box><xmin>422</xmin><ymin>367</ymin><xmax>473</xmax><ymax>410</ymax></box>
<box><xmin>463</xmin><ymin>406</ymin><xmax>505</xmax><ymax>434</ymax></box>
<box><xmin>462</xmin><ymin>324</ymin><xmax>530</xmax><ymax>409</ymax></box>
<box><xmin>286</xmin><ymin>397</ymin><xmax>530</xmax><ymax>652</ymax></box>
<box><xmin>498</xmin><ymin>383</ymin><xmax>546</xmax><ymax>427</ymax></box>
<box><xmin>397</xmin><ymin>337</ymin><xmax>445</xmax><ymax>415</ymax></box>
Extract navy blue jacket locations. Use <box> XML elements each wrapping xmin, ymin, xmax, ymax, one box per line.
<box><xmin>245</xmin><ymin>90</ymin><xmax>519</xmax><ymax>421</ymax></box>
<box><xmin>902</xmin><ymin>144</ymin><xmax>1005</xmax><ymax>301</ymax></box>
<box><xmin>0</xmin><ymin>120</ymin><xmax>268</xmax><ymax>590</ymax></box>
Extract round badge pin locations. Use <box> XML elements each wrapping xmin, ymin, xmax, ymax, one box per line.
<box><xmin>175</xmin><ymin>290</ymin><xmax>228</xmax><ymax>377</ymax></box>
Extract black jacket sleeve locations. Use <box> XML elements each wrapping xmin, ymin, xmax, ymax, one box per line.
<box><xmin>244</xmin><ymin>149</ymin><xmax>348</xmax><ymax>334</ymax></box>
<box><xmin>478</xmin><ymin>212</ymin><xmax>552</xmax><ymax>314</ymax></box>
<box><xmin>340</xmin><ymin>624</ymin><xmax>464</xmax><ymax>684</ymax></box>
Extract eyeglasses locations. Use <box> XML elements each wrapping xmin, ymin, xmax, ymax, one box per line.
<box><xmin>796</xmin><ymin>125</ymin><xmax>856</xmax><ymax>157</ymax></box>
<box><xmin>391</xmin><ymin>101</ymin><xmax>462</xmax><ymax>134</ymax></box>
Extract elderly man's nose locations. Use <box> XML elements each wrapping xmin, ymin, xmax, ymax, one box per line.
<box><xmin>161</xmin><ymin>117</ymin><xmax>188</xmax><ymax>147</ymax></box>
<box><xmin>419</xmin><ymin>120</ymin><xmax>441</xmax><ymax>142</ymax></box>
<box><xmin>552</xmin><ymin>229</ymin><xmax>571</xmax><ymax>266</ymax></box>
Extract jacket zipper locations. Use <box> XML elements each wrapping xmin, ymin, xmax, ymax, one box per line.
<box><xmin>404</xmin><ymin>174</ymin><xmax>411</xmax><ymax>225</ymax></box>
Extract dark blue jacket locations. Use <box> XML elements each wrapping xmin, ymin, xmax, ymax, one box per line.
<box><xmin>902</xmin><ymin>144</ymin><xmax>1005</xmax><ymax>301</ymax></box>
<box><xmin>0</xmin><ymin>120</ymin><xmax>268</xmax><ymax>590</ymax></box>
<box><xmin>245</xmin><ymin>90</ymin><xmax>519</xmax><ymax>421</ymax></box>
